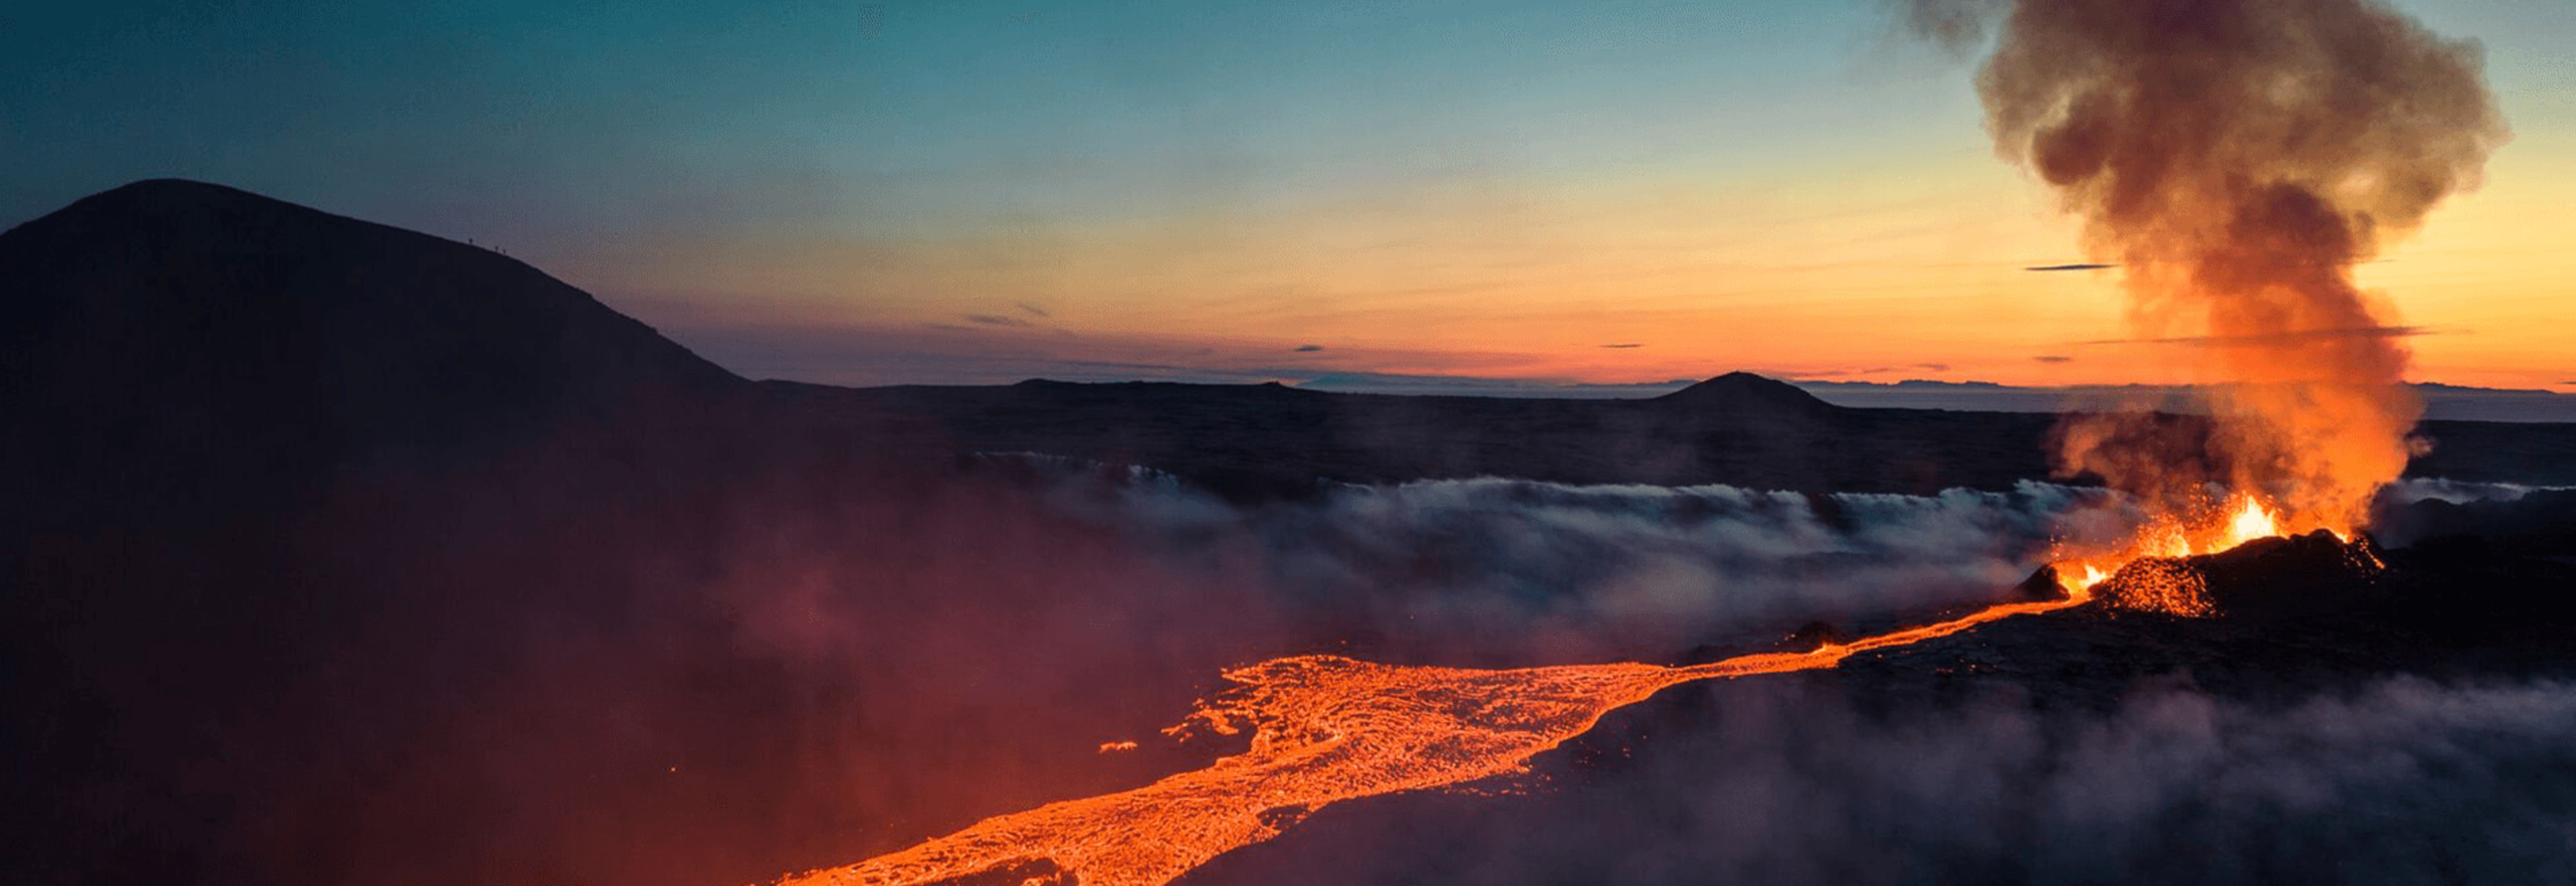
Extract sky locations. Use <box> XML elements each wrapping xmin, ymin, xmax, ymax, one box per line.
<box><xmin>4</xmin><ymin>0</ymin><xmax>2571</xmax><ymax>391</ymax></box>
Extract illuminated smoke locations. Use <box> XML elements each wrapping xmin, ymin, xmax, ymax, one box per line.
<box><xmin>1915</xmin><ymin>0</ymin><xmax>2508</xmax><ymax>533</ymax></box>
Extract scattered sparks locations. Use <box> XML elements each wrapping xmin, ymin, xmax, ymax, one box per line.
<box><xmin>2051</xmin><ymin>491</ymin><xmax>2297</xmax><ymax>618</ymax></box>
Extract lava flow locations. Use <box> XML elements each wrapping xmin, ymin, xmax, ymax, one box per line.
<box><xmin>775</xmin><ymin>587</ymin><xmax>2096</xmax><ymax>886</ymax></box>
<box><xmin>777</xmin><ymin>489</ymin><xmax>2357</xmax><ymax>886</ymax></box>
<box><xmin>774</xmin><ymin>1</ymin><xmax>2501</xmax><ymax>882</ymax></box>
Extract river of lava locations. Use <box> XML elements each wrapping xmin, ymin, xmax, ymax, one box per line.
<box><xmin>773</xmin><ymin>588</ymin><xmax>2096</xmax><ymax>886</ymax></box>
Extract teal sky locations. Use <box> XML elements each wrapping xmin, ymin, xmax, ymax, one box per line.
<box><xmin>5</xmin><ymin>1</ymin><xmax>1974</xmax><ymax>240</ymax></box>
<box><xmin>6</xmin><ymin>0</ymin><xmax>2570</xmax><ymax>389</ymax></box>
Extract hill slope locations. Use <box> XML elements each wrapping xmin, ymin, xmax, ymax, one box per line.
<box><xmin>0</xmin><ymin>179</ymin><xmax>743</xmax><ymax>526</ymax></box>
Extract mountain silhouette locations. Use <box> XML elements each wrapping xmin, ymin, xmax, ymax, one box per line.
<box><xmin>1</xmin><ymin>180</ymin><xmax>2574</xmax><ymax>886</ymax></box>
<box><xmin>1653</xmin><ymin>371</ymin><xmax>1837</xmax><ymax>419</ymax></box>
<box><xmin>7</xmin><ymin>180</ymin><xmax>2565</xmax><ymax>517</ymax></box>
<box><xmin>0</xmin><ymin>179</ymin><xmax>743</xmax><ymax>527</ymax></box>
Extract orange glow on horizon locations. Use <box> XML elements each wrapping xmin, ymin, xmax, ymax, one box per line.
<box><xmin>593</xmin><ymin>140</ymin><xmax>2575</xmax><ymax>393</ymax></box>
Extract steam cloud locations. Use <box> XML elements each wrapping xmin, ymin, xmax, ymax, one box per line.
<box><xmin>985</xmin><ymin>465</ymin><xmax>2576</xmax><ymax>886</ymax></box>
<box><xmin>1911</xmin><ymin>0</ymin><xmax>2509</xmax><ymax>532</ymax></box>
<box><xmin>994</xmin><ymin>455</ymin><xmax>2143</xmax><ymax>664</ymax></box>
<box><xmin>39</xmin><ymin>424</ymin><xmax>2569</xmax><ymax>886</ymax></box>
<box><xmin>1200</xmin><ymin>673</ymin><xmax>2576</xmax><ymax>885</ymax></box>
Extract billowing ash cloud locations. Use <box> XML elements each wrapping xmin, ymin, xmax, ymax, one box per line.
<box><xmin>1907</xmin><ymin>0</ymin><xmax>2510</xmax><ymax>534</ymax></box>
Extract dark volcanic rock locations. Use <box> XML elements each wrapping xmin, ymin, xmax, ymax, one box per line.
<box><xmin>0</xmin><ymin>179</ymin><xmax>745</xmax><ymax>528</ymax></box>
<box><xmin>2010</xmin><ymin>563</ymin><xmax>2069</xmax><ymax>601</ymax></box>
<box><xmin>1783</xmin><ymin>620</ymin><xmax>1854</xmax><ymax>651</ymax></box>
<box><xmin>2377</xmin><ymin>487</ymin><xmax>2576</xmax><ymax>556</ymax></box>
<box><xmin>772</xmin><ymin>375</ymin><xmax>2076</xmax><ymax>500</ymax></box>
<box><xmin>0</xmin><ymin>181</ymin><xmax>773</xmax><ymax>886</ymax></box>
<box><xmin>7</xmin><ymin>179</ymin><xmax>2576</xmax><ymax>886</ymax></box>
<box><xmin>2409</xmin><ymin>421</ymin><xmax>2576</xmax><ymax>487</ymax></box>
<box><xmin>1187</xmin><ymin>523</ymin><xmax>2576</xmax><ymax>886</ymax></box>
<box><xmin>1652</xmin><ymin>371</ymin><xmax>1839</xmax><ymax>420</ymax></box>
<box><xmin>772</xmin><ymin>379</ymin><xmax>2576</xmax><ymax>503</ymax></box>
<box><xmin>2193</xmin><ymin>530</ymin><xmax>2385</xmax><ymax>619</ymax></box>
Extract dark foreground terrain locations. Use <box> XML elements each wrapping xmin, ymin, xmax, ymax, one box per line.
<box><xmin>7</xmin><ymin>181</ymin><xmax>2576</xmax><ymax>886</ymax></box>
<box><xmin>1188</xmin><ymin>530</ymin><xmax>2576</xmax><ymax>886</ymax></box>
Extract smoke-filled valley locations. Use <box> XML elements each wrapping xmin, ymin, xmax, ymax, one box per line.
<box><xmin>5</xmin><ymin>178</ymin><xmax>2573</xmax><ymax>883</ymax></box>
<box><xmin>8</xmin><ymin>0</ymin><xmax>2576</xmax><ymax>868</ymax></box>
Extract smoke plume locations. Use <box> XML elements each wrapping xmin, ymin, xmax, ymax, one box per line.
<box><xmin>1916</xmin><ymin>0</ymin><xmax>2508</xmax><ymax>532</ymax></box>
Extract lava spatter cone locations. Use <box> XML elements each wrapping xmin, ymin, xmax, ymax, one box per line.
<box><xmin>2075</xmin><ymin>530</ymin><xmax>2387</xmax><ymax>622</ymax></box>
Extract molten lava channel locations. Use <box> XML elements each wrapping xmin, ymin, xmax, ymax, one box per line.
<box><xmin>774</xmin><ymin>587</ymin><xmax>2102</xmax><ymax>886</ymax></box>
<box><xmin>772</xmin><ymin>495</ymin><xmax>2355</xmax><ymax>886</ymax></box>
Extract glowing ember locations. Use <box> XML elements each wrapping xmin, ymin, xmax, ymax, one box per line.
<box><xmin>2051</xmin><ymin>491</ymin><xmax>2288</xmax><ymax>617</ymax></box>
<box><xmin>774</xmin><ymin>589</ymin><xmax>2092</xmax><ymax>886</ymax></box>
<box><xmin>2087</xmin><ymin>557</ymin><xmax>2214</xmax><ymax>619</ymax></box>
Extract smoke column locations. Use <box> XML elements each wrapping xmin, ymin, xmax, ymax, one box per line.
<box><xmin>1919</xmin><ymin>0</ymin><xmax>2508</xmax><ymax>532</ymax></box>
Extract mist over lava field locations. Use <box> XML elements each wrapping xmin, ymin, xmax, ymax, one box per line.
<box><xmin>1</xmin><ymin>181</ymin><xmax>2572</xmax><ymax>885</ymax></box>
<box><xmin>10</xmin><ymin>0</ymin><xmax>2576</xmax><ymax>882</ymax></box>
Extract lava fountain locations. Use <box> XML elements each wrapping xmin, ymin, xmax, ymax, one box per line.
<box><xmin>1945</xmin><ymin>0</ymin><xmax>2505</xmax><ymax>614</ymax></box>
<box><xmin>770</xmin><ymin>2</ymin><xmax>2502</xmax><ymax>883</ymax></box>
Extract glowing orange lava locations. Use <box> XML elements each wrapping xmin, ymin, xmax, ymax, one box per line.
<box><xmin>2052</xmin><ymin>492</ymin><xmax>2296</xmax><ymax>616</ymax></box>
<box><xmin>761</xmin><ymin>484</ymin><xmax>2332</xmax><ymax>886</ymax></box>
<box><xmin>771</xmin><ymin>483</ymin><xmax>2342</xmax><ymax>886</ymax></box>
<box><xmin>773</xmin><ymin>588</ymin><xmax>2094</xmax><ymax>886</ymax></box>
<box><xmin>2225</xmin><ymin>496</ymin><xmax>2280</xmax><ymax>548</ymax></box>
